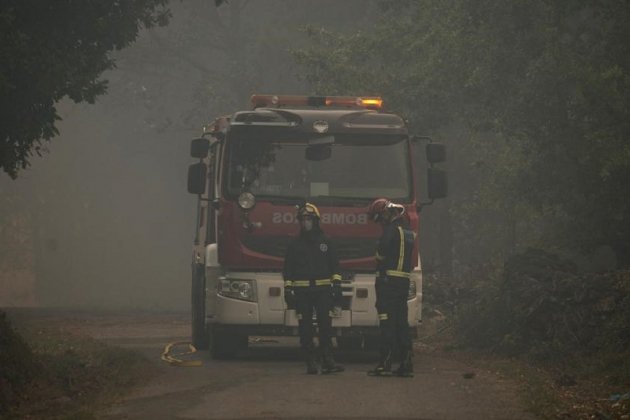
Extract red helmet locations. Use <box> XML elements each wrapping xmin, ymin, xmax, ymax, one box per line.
<box><xmin>367</xmin><ymin>198</ymin><xmax>405</xmax><ymax>223</ymax></box>
<box><xmin>367</xmin><ymin>198</ymin><xmax>391</xmax><ymax>223</ymax></box>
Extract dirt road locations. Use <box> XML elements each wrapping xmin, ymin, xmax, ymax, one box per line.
<box><xmin>9</xmin><ymin>310</ymin><xmax>538</xmax><ymax>419</ymax></box>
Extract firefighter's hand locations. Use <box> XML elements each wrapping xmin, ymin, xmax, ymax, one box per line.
<box><xmin>332</xmin><ymin>283</ymin><xmax>343</xmax><ymax>306</ymax></box>
<box><xmin>284</xmin><ymin>287</ymin><xmax>296</xmax><ymax>309</ymax></box>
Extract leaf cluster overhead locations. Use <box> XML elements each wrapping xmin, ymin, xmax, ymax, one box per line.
<box><xmin>0</xmin><ymin>0</ymin><xmax>170</xmax><ymax>179</ymax></box>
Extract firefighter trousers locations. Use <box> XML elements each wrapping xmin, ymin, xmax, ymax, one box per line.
<box><xmin>375</xmin><ymin>276</ymin><xmax>411</xmax><ymax>361</ymax></box>
<box><xmin>295</xmin><ymin>287</ymin><xmax>333</xmax><ymax>350</ymax></box>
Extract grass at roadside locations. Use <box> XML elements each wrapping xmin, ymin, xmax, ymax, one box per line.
<box><xmin>455</xmin><ymin>352</ymin><xmax>569</xmax><ymax>419</ymax></box>
<box><xmin>419</xmin><ymin>316</ymin><xmax>629</xmax><ymax>419</ymax></box>
<box><xmin>459</xmin><ymin>352</ymin><xmax>630</xmax><ymax>419</ymax></box>
<box><xmin>2</xmin><ymin>317</ymin><xmax>158</xmax><ymax>419</ymax></box>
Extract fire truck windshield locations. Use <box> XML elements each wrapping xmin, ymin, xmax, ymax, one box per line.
<box><xmin>226</xmin><ymin>134</ymin><xmax>412</xmax><ymax>202</ymax></box>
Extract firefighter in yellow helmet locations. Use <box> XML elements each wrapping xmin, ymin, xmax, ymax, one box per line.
<box><xmin>367</xmin><ymin>198</ymin><xmax>415</xmax><ymax>377</ymax></box>
<box><xmin>283</xmin><ymin>202</ymin><xmax>344</xmax><ymax>374</ymax></box>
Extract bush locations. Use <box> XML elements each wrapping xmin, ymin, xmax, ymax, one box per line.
<box><xmin>455</xmin><ymin>249</ymin><xmax>630</xmax><ymax>367</ymax></box>
<box><xmin>1</xmin><ymin>312</ymin><xmax>157</xmax><ymax>418</ymax></box>
<box><xmin>0</xmin><ymin>311</ymin><xmax>38</xmax><ymax>415</ymax></box>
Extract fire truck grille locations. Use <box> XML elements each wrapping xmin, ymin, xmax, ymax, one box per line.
<box><xmin>241</xmin><ymin>236</ymin><xmax>377</xmax><ymax>260</ymax></box>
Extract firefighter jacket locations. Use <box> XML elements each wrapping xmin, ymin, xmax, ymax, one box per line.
<box><xmin>376</xmin><ymin>218</ymin><xmax>415</xmax><ymax>279</ymax></box>
<box><xmin>283</xmin><ymin>229</ymin><xmax>342</xmax><ymax>289</ymax></box>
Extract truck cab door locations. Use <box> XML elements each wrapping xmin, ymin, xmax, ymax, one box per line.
<box><xmin>204</xmin><ymin>141</ymin><xmax>220</xmax><ymax>320</ymax></box>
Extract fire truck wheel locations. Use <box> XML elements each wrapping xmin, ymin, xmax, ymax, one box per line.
<box><xmin>209</xmin><ymin>328</ymin><xmax>247</xmax><ymax>359</ymax></box>
<box><xmin>191</xmin><ymin>264</ymin><xmax>209</xmax><ymax>350</ymax></box>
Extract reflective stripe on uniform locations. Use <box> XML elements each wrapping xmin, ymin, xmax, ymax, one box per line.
<box><xmin>397</xmin><ymin>226</ymin><xmax>404</xmax><ymax>271</ymax></box>
<box><xmin>386</xmin><ymin>270</ymin><xmax>411</xmax><ymax>278</ymax></box>
<box><xmin>378</xmin><ymin>313</ymin><xmax>388</xmax><ymax>320</ymax></box>
<box><xmin>292</xmin><ymin>280</ymin><xmax>310</xmax><ymax>287</ymax></box>
<box><xmin>284</xmin><ymin>280</ymin><xmax>293</xmax><ymax>287</ymax></box>
<box><xmin>332</xmin><ymin>273</ymin><xmax>342</xmax><ymax>282</ymax></box>
<box><xmin>291</xmin><ymin>279</ymin><xmax>331</xmax><ymax>287</ymax></box>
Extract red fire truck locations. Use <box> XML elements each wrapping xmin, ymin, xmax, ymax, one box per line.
<box><xmin>187</xmin><ymin>95</ymin><xmax>446</xmax><ymax>358</ymax></box>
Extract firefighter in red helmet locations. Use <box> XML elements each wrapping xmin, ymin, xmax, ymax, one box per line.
<box><xmin>367</xmin><ymin>198</ymin><xmax>415</xmax><ymax>377</ymax></box>
<box><xmin>283</xmin><ymin>202</ymin><xmax>344</xmax><ymax>374</ymax></box>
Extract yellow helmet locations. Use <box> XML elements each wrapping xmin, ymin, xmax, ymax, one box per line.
<box><xmin>296</xmin><ymin>202</ymin><xmax>321</xmax><ymax>220</ymax></box>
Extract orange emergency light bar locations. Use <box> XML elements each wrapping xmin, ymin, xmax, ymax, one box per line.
<box><xmin>250</xmin><ymin>95</ymin><xmax>383</xmax><ymax>110</ymax></box>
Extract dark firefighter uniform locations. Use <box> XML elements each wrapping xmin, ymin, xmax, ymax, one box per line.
<box><xmin>283</xmin><ymin>203</ymin><xmax>344</xmax><ymax>374</ymax></box>
<box><xmin>374</xmin><ymin>215</ymin><xmax>416</xmax><ymax>376</ymax></box>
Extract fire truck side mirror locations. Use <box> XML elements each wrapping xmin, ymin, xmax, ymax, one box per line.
<box><xmin>427</xmin><ymin>168</ymin><xmax>448</xmax><ymax>199</ymax></box>
<box><xmin>426</xmin><ymin>143</ymin><xmax>446</xmax><ymax>164</ymax></box>
<box><xmin>187</xmin><ymin>163</ymin><xmax>208</xmax><ymax>194</ymax></box>
<box><xmin>190</xmin><ymin>138</ymin><xmax>210</xmax><ymax>158</ymax></box>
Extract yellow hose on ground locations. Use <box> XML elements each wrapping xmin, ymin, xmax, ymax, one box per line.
<box><xmin>161</xmin><ymin>341</ymin><xmax>203</xmax><ymax>367</ymax></box>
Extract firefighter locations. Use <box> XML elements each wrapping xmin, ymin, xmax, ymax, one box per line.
<box><xmin>283</xmin><ymin>202</ymin><xmax>344</xmax><ymax>374</ymax></box>
<box><xmin>367</xmin><ymin>198</ymin><xmax>415</xmax><ymax>377</ymax></box>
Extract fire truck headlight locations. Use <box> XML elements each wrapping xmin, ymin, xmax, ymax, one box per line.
<box><xmin>407</xmin><ymin>280</ymin><xmax>417</xmax><ymax>300</ymax></box>
<box><xmin>238</xmin><ymin>282</ymin><xmax>252</xmax><ymax>299</ymax></box>
<box><xmin>218</xmin><ymin>278</ymin><xmax>257</xmax><ymax>302</ymax></box>
<box><xmin>238</xmin><ymin>192</ymin><xmax>256</xmax><ymax>210</ymax></box>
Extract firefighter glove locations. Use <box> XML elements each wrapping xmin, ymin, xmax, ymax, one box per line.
<box><xmin>284</xmin><ymin>287</ymin><xmax>296</xmax><ymax>309</ymax></box>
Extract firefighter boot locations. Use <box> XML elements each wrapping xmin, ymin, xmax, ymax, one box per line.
<box><xmin>395</xmin><ymin>350</ymin><xmax>414</xmax><ymax>378</ymax></box>
<box><xmin>321</xmin><ymin>348</ymin><xmax>344</xmax><ymax>374</ymax></box>
<box><xmin>304</xmin><ymin>347</ymin><xmax>319</xmax><ymax>375</ymax></box>
<box><xmin>368</xmin><ymin>350</ymin><xmax>392</xmax><ymax>376</ymax></box>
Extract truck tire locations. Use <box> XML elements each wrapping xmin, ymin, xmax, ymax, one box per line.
<box><xmin>191</xmin><ymin>263</ymin><xmax>209</xmax><ymax>350</ymax></box>
<box><xmin>209</xmin><ymin>327</ymin><xmax>247</xmax><ymax>359</ymax></box>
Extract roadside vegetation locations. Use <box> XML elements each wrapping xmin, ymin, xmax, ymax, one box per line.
<box><xmin>0</xmin><ymin>311</ymin><xmax>157</xmax><ymax>419</ymax></box>
<box><xmin>423</xmin><ymin>250</ymin><xmax>630</xmax><ymax>418</ymax></box>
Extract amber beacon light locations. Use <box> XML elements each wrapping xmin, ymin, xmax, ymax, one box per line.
<box><xmin>250</xmin><ymin>95</ymin><xmax>383</xmax><ymax>110</ymax></box>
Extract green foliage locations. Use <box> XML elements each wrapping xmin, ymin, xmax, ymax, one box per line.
<box><xmin>0</xmin><ymin>311</ymin><xmax>37</xmax><ymax>415</ymax></box>
<box><xmin>0</xmin><ymin>0</ymin><xmax>170</xmax><ymax>179</ymax></box>
<box><xmin>293</xmin><ymin>0</ymin><xmax>630</xmax><ymax>267</ymax></box>
<box><xmin>1</xmin><ymin>317</ymin><xmax>156</xmax><ymax>418</ymax></box>
<box><xmin>456</xmin><ymin>249</ymin><xmax>630</xmax><ymax>376</ymax></box>
<box><xmin>32</xmin><ymin>331</ymin><xmax>152</xmax><ymax>402</ymax></box>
